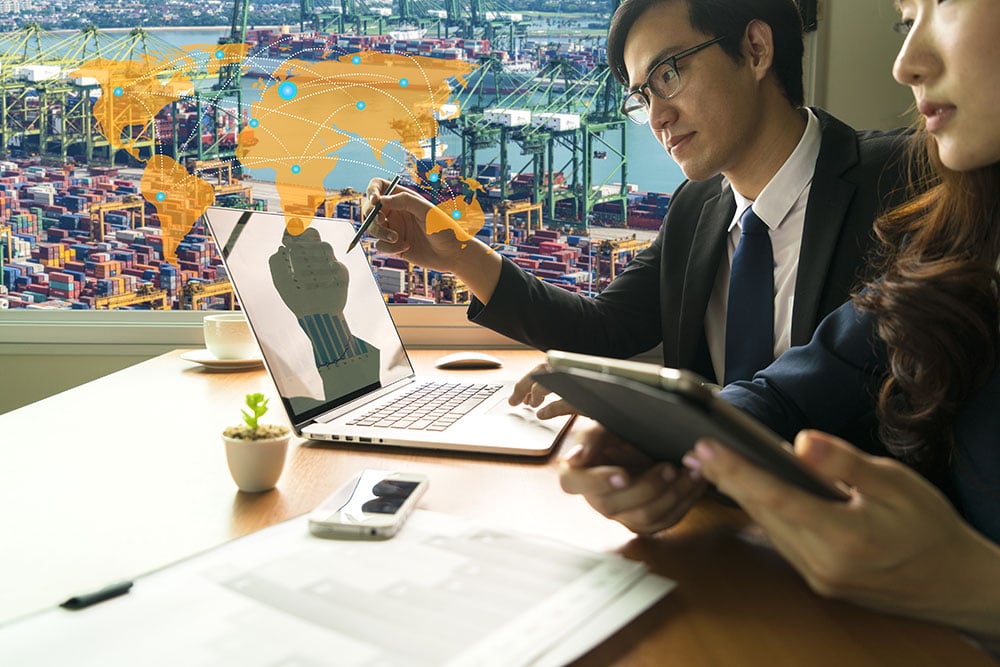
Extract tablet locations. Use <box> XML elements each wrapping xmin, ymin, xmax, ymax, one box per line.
<box><xmin>533</xmin><ymin>350</ymin><xmax>849</xmax><ymax>501</ymax></box>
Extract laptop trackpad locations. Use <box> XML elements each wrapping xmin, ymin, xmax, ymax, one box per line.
<box><xmin>486</xmin><ymin>402</ymin><xmax>568</xmax><ymax>433</ymax></box>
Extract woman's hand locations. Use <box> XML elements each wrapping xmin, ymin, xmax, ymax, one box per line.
<box><xmin>685</xmin><ymin>430</ymin><xmax>1000</xmax><ymax>638</ymax></box>
<box><xmin>559</xmin><ymin>422</ymin><xmax>706</xmax><ymax>535</ymax></box>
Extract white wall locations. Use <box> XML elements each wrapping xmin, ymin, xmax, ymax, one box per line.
<box><xmin>0</xmin><ymin>354</ymin><xmax>146</xmax><ymax>414</ymax></box>
<box><xmin>808</xmin><ymin>0</ymin><xmax>913</xmax><ymax>130</ymax></box>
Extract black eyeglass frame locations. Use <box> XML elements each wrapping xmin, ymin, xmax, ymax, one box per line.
<box><xmin>620</xmin><ymin>34</ymin><xmax>729</xmax><ymax>124</ymax></box>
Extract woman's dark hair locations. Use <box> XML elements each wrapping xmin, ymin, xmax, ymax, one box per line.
<box><xmin>607</xmin><ymin>0</ymin><xmax>805</xmax><ymax>107</ymax></box>
<box><xmin>855</xmin><ymin>130</ymin><xmax>1000</xmax><ymax>473</ymax></box>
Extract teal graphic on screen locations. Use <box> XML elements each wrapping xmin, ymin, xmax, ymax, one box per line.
<box><xmin>205</xmin><ymin>207</ymin><xmax>411</xmax><ymax>420</ymax></box>
<box><xmin>269</xmin><ymin>225</ymin><xmax>381</xmax><ymax>414</ymax></box>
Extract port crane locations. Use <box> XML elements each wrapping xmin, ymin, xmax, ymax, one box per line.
<box><xmin>1</xmin><ymin>222</ymin><xmax>13</xmax><ymax>268</ymax></box>
<box><xmin>89</xmin><ymin>196</ymin><xmax>147</xmax><ymax>243</ymax></box>
<box><xmin>598</xmin><ymin>235</ymin><xmax>651</xmax><ymax>282</ymax></box>
<box><xmin>491</xmin><ymin>199</ymin><xmax>542</xmax><ymax>244</ymax></box>
<box><xmin>183</xmin><ymin>279</ymin><xmax>236</xmax><ymax>310</ymax></box>
<box><xmin>0</xmin><ymin>24</ymin><xmax>172</xmax><ymax>163</ymax></box>
<box><xmin>433</xmin><ymin>273</ymin><xmax>469</xmax><ymax>304</ymax></box>
<box><xmin>319</xmin><ymin>188</ymin><xmax>364</xmax><ymax>220</ymax></box>
<box><xmin>192</xmin><ymin>159</ymin><xmax>257</xmax><ymax>206</ymax></box>
<box><xmin>446</xmin><ymin>58</ymin><xmax>627</xmax><ymax>230</ymax></box>
<box><xmin>94</xmin><ymin>283</ymin><xmax>169</xmax><ymax>310</ymax></box>
<box><xmin>0</xmin><ymin>19</ymin><xmax>250</xmax><ymax>167</ymax></box>
<box><xmin>429</xmin><ymin>0</ymin><xmax>630</xmax><ymax>231</ymax></box>
<box><xmin>217</xmin><ymin>0</ymin><xmax>251</xmax><ymax>92</ymax></box>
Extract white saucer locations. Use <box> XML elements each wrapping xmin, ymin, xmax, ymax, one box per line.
<box><xmin>181</xmin><ymin>349</ymin><xmax>264</xmax><ymax>371</ymax></box>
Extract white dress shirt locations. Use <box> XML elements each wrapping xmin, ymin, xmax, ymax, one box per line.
<box><xmin>705</xmin><ymin>108</ymin><xmax>822</xmax><ymax>384</ymax></box>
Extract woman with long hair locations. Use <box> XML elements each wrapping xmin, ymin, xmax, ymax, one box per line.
<box><xmin>683</xmin><ymin>0</ymin><xmax>1000</xmax><ymax>637</ymax></box>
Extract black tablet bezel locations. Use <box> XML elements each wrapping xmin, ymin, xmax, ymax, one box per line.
<box><xmin>533</xmin><ymin>366</ymin><xmax>849</xmax><ymax>502</ymax></box>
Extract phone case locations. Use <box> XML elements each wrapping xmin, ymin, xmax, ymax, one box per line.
<box><xmin>532</xmin><ymin>367</ymin><xmax>848</xmax><ymax>501</ymax></box>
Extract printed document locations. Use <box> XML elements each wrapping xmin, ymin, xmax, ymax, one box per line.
<box><xmin>0</xmin><ymin>511</ymin><xmax>674</xmax><ymax>666</ymax></box>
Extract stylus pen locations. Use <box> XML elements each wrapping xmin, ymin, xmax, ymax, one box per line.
<box><xmin>347</xmin><ymin>174</ymin><xmax>400</xmax><ymax>253</ymax></box>
<box><xmin>61</xmin><ymin>580</ymin><xmax>133</xmax><ymax>610</ymax></box>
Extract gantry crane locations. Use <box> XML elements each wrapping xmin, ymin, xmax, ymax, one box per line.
<box><xmin>183</xmin><ymin>279</ymin><xmax>236</xmax><ymax>310</ymax></box>
<box><xmin>94</xmin><ymin>283</ymin><xmax>169</xmax><ymax>310</ymax></box>
<box><xmin>192</xmin><ymin>159</ymin><xmax>255</xmax><ymax>205</ymax></box>
<box><xmin>1</xmin><ymin>222</ymin><xmax>12</xmax><ymax>271</ymax></box>
<box><xmin>89</xmin><ymin>196</ymin><xmax>147</xmax><ymax>243</ymax></box>
<box><xmin>491</xmin><ymin>199</ymin><xmax>542</xmax><ymax>244</ymax></box>
<box><xmin>433</xmin><ymin>273</ymin><xmax>469</xmax><ymax>304</ymax></box>
<box><xmin>448</xmin><ymin>60</ymin><xmax>626</xmax><ymax>230</ymax></box>
<box><xmin>598</xmin><ymin>235</ymin><xmax>651</xmax><ymax>282</ymax></box>
<box><xmin>0</xmin><ymin>21</ymin><xmax>249</xmax><ymax>165</ymax></box>
<box><xmin>320</xmin><ymin>187</ymin><xmax>364</xmax><ymax>220</ymax></box>
<box><xmin>217</xmin><ymin>0</ymin><xmax>251</xmax><ymax>92</ymax></box>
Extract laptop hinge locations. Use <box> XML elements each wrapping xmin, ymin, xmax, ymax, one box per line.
<box><xmin>313</xmin><ymin>376</ymin><xmax>417</xmax><ymax>423</ymax></box>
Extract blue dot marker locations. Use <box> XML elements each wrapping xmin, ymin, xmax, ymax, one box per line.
<box><xmin>278</xmin><ymin>81</ymin><xmax>298</xmax><ymax>100</ymax></box>
<box><xmin>291</xmin><ymin>164</ymin><xmax>301</xmax><ymax>175</ymax></box>
<box><xmin>429</xmin><ymin>173</ymin><xmax>440</xmax><ymax>183</ymax></box>
<box><xmin>351</xmin><ymin>55</ymin><xmax>362</xmax><ymax>65</ymax></box>
<box><xmin>155</xmin><ymin>191</ymin><xmax>166</xmax><ymax>201</ymax></box>
<box><xmin>399</xmin><ymin>78</ymin><xmax>409</xmax><ymax>88</ymax></box>
<box><xmin>451</xmin><ymin>210</ymin><xmax>462</xmax><ymax>220</ymax></box>
<box><xmin>356</xmin><ymin>101</ymin><xmax>366</xmax><ymax>111</ymax></box>
<box><xmin>215</xmin><ymin>49</ymin><xmax>225</xmax><ymax>60</ymax></box>
<box><xmin>248</xmin><ymin>118</ymin><xmax>259</xmax><ymax>128</ymax></box>
<box><xmin>113</xmin><ymin>87</ymin><xmax>124</xmax><ymax>97</ymax></box>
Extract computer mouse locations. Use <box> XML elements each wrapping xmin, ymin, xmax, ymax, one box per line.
<box><xmin>434</xmin><ymin>351</ymin><xmax>504</xmax><ymax>370</ymax></box>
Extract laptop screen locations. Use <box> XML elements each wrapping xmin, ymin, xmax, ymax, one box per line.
<box><xmin>203</xmin><ymin>207</ymin><xmax>413</xmax><ymax>427</ymax></box>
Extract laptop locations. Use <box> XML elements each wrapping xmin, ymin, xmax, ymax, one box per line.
<box><xmin>202</xmin><ymin>206</ymin><xmax>571</xmax><ymax>456</ymax></box>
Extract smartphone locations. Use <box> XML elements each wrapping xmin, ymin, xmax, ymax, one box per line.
<box><xmin>536</xmin><ymin>350</ymin><xmax>849</xmax><ymax>501</ymax></box>
<box><xmin>308</xmin><ymin>470</ymin><xmax>429</xmax><ymax>539</ymax></box>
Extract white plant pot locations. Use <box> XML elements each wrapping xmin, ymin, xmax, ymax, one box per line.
<box><xmin>223</xmin><ymin>432</ymin><xmax>290</xmax><ymax>493</ymax></box>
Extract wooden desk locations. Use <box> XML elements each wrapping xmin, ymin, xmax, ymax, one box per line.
<box><xmin>0</xmin><ymin>349</ymin><xmax>993</xmax><ymax>665</ymax></box>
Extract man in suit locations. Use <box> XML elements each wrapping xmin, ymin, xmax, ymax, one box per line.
<box><xmin>365</xmin><ymin>0</ymin><xmax>908</xmax><ymax>530</ymax></box>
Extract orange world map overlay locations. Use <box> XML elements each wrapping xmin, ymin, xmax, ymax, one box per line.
<box><xmin>72</xmin><ymin>49</ymin><xmax>486</xmax><ymax>265</ymax></box>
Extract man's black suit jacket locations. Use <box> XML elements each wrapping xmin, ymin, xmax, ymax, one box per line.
<box><xmin>469</xmin><ymin>109</ymin><xmax>911</xmax><ymax>383</ymax></box>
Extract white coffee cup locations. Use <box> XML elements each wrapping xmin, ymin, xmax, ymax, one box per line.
<box><xmin>203</xmin><ymin>313</ymin><xmax>257</xmax><ymax>360</ymax></box>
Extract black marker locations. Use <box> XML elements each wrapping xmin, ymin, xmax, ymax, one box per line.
<box><xmin>61</xmin><ymin>580</ymin><xmax>133</xmax><ymax>610</ymax></box>
<box><xmin>348</xmin><ymin>174</ymin><xmax>400</xmax><ymax>253</ymax></box>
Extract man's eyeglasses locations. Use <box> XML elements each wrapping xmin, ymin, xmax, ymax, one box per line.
<box><xmin>620</xmin><ymin>35</ymin><xmax>728</xmax><ymax>125</ymax></box>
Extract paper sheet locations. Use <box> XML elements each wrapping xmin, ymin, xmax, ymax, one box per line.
<box><xmin>0</xmin><ymin>511</ymin><xmax>674</xmax><ymax>666</ymax></box>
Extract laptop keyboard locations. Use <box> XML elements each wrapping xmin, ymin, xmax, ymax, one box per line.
<box><xmin>345</xmin><ymin>382</ymin><xmax>504</xmax><ymax>432</ymax></box>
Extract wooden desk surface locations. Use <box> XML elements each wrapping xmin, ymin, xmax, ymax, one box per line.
<box><xmin>0</xmin><ymin>349</ymin><xmax>993</xmax><ymax>665</ymax></box>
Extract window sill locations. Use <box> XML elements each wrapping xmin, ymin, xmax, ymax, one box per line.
<box><xmin>0</xmin><ymin>306</ymin><xmax>525</xmax><ymax>356</ymax></box>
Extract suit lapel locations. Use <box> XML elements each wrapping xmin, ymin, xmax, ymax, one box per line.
<box><xmin>678</xmin><ymin>191</ymin><xmax>734</xmax><ymax>363</ymax></box>
<box><xmin>791</xmin><ymin>110</ymin><xmax>860</xmax><ymax>344</ymax></box>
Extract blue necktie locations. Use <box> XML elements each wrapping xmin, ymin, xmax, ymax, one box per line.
<box><xmin>724</xmin><ymin>207</ymin><xmax>774</xmax><ymax>385</ymax></box>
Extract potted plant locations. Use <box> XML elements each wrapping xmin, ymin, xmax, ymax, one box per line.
<box><xmin>222</xmin><ymin>393</ymin><xmax>291</xmax><ymax>493</ymax></box>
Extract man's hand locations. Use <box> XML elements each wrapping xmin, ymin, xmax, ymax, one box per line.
<box><xmin>508</xmin><ymin>363</ymin><xmax>576</xmax><ymax>419</ymax></box>
<box><xmin>364</xmin><ymin>177</ymin><xmax>502</xmax><ymax>303</ymax></box>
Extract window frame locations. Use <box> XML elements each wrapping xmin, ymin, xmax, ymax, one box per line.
<box><xmin>0</xmin><ymin>305</ymin><xmax>523</xmax><ymax>356</ymax></box>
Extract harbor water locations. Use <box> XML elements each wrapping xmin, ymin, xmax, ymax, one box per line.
<box><xmin>153</xmin><ymin>28</ymin><xmax>688</xmax><ymax>196</ymax></box>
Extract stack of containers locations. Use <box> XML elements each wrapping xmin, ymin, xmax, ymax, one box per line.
<box><xmin>31</xmin><ymin>242</ymin><xmax>63</xmax><ymax>267</ymax></box>
<box><xmin>159</xmin><ymin>264</ymin><xmax>178</xmax><ymax>293</ymax></box>
<box><xmin>12</xmin><ymin>236</ymin><xmax>31</xmax><ymax>260</ymax></box>
<box><xmin>378</xmin><ymin>267</ymin><xmax>407</xmax><ymax>294</ymax></box>
<box><xmin>10</xmin><ymin>211</ymin><xmax>38</xmax><ymax>235</ymax></box>
<box><xmin>48</xmin><ymin>270</ymin><xmax>80</xmax><ymax>301</ymax></box>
